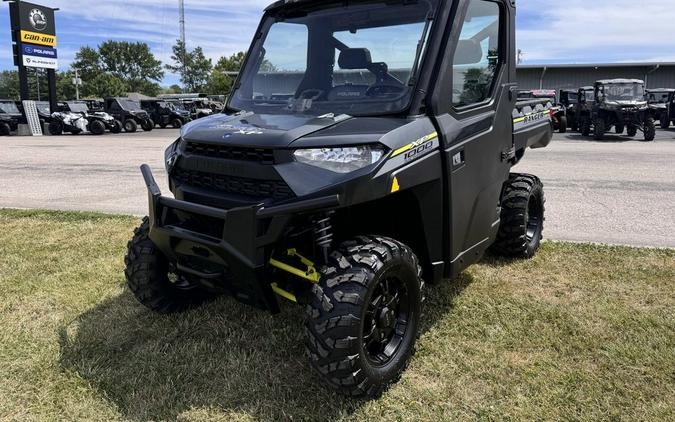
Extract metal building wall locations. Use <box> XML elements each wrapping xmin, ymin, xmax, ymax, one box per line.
<box><xmin>517</xmin><ymin>64</ymin><xmax>675</xmax><ymax>91</ymax></box>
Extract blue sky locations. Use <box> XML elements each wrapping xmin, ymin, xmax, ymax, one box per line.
<box><xmin>1</xmin><ymin>0</ymin><xmax>673</xmax><ymax>86</ymax></box>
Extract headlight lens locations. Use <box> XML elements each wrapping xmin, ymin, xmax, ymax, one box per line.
<box><xmin>293</xmin><ymin>145</ymin><xmax>386</xmax><ymax>174</ymax></box>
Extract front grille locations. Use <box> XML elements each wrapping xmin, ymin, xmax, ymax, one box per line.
<box><xmin>185</xmin><ymin>142</ymin><xmax>275</xmax><ymax>165</ymax></box>
<box><xmin>173</xmin><ymin>168</ymin><xmax>294</xmax><ymax>201</ymax></box>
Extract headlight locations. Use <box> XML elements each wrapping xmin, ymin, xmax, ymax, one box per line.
<box><xmin>293</xmin><ymin>145</ymin><xmax>386</xmax><ymax>174</ymax></box>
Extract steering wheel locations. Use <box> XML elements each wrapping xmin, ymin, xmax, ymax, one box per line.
<box><xmin>366</xmin><ymin>85</ymin><xmax>407</xmax><ymax>98</ymax></box>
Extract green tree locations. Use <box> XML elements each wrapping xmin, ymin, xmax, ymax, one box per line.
<box><xmin>0</xmin><ymin>70</ymin><xmax>20</xmax><ymax>100</ymax></box>
<box><xmin>56</xmin><ymin>70</ymin><xmax>77</xmax><ymax>100</ymax></box>
<box><xmin>166</xmin><ymin>40</ymin><xmax>213</xmax><ymax>92</ymax></box>
<box><xmin>82</xmin><ymin>73</ymin><xmax>127</xmax><ymax>99</ymax></box>
<box><xmin>206</xmin><ymin>51</ymin><xmax>248</xmax><ymax>95</ymax></box>
<box><xmin>72</xmin><ymin>46</ymin><xmax>102</xmax><ymax>81</ymax></box>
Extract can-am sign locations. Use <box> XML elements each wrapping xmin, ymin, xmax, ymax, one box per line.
<box><xmin>11</xmin><ymin>1</ymin><xmax>58</xmax><ymax>69</ymax></box>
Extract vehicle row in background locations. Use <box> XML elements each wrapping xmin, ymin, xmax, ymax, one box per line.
<box><xmin>517</xmin><ymin>89</ymin><xmax>567</xmax><ymax>133</ymax></box>
<box><xmin>646</xmin><ymin>88</ymin><xmax>675</xmax><ymax>129</ymax></box>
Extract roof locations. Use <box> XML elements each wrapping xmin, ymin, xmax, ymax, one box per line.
<box><xmin>646</xmin><ymin>88</ymin><xmax>675</xmax><ymax>93</ymax></box>
<box><xmin>596</xmin><ymin>79</ymin><xmax>645</xmax><ymax>84</ymax></box>
<box><xmin>518</xmin><ymin>62</ymin><xmax>675</xmax><ymax>70</ymax></box>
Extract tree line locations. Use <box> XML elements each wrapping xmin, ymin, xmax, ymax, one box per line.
<box><xmin>0</xmin><ymin>40</ymin><xmax>246</xmax><ymax>100</ymax></box>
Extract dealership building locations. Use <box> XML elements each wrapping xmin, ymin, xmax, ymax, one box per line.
<box><xmin>516</xmin><ymin>62</ymin><xmax>675</xmax><ymax>91</ymax></box>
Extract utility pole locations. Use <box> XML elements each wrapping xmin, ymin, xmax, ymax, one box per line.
<box><xmin>179</xmin><ymin>0</ymin><xmax>186</xmax><ymax>93</ymax></box>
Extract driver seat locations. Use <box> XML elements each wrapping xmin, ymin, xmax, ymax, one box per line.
<box><xmin>328</xmin><ymin>48</ymin><xmax>373</xmax><ymax>101</ymax></box>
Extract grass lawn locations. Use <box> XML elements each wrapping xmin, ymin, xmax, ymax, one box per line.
<box><xmin>0</xmin><ymin>209</ymin><xmax>673</xmax><ymax>422</ymax></box>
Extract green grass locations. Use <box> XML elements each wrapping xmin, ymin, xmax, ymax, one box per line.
<box><xmin>0</xmin><ymin>209</ymin><xmax>673</xmax><ymax>422</ymax></box>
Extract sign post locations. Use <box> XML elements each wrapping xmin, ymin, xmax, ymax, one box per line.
<box><xmin>7</xmin><ymin>0</ymin><xmax>59</xmax><ymax>113</ymax></box>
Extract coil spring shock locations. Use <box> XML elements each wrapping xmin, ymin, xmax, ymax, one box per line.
<box><xmin>313</xmin><ymin>211</ymin><xmax>334</xmax><ymax>263</ymax></box>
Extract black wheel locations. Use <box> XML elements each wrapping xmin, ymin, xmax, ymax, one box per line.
<box><xmin>48</xmin><ymin>121</ymin><xmax>63</xmax><ymax>136</ymax></box>
<box><xmin>110</xmin><ymin>120</ymin><xmax>123</xmax><ymax>134</ymax></box>
<box><xmin>571</xmin><ymin>118</ymin><xmax>578</xmax><ymax>132</ymax></box>
<box><xmin>627</xmin><ymin>125</ymin><xmax>638</xmax><ymax>137</ymax></box>
<box><xmin>581</xmin><ymin>117</ymin><xmax>591</xmax><ymax>136</ymax></box>
<box><xmin>615</xmin><ymin>124</ymin><xmax>624</xmax><ymax>134</ymax></box>
<box><xmin>558</xmin><ymin>116</ymin><xmax>567</xmax><ymax>133</ymax></box>
<box><xmin>124</xmin><ymin>119</ymin><xmax>138</xmax><ymax>133</ymax></box>
<box><xmin>141</xmin><ymin>119</ymin><xmax>154</xmax><ymax>132</ymax></box>
<box><xmin>89</xmin><ymin>120</ymin><xmax>106</xmax><ymax>135</ymax></box>
<box><xmin>492</xmin><ymin>174</ymin><xmax>545</xmax><ymax>259</ymax></box>
<box><xmin>0</xmin><ymin>122</ymin><xmax>11</xmax><ymax>136</ymax></box>
<box><xmin>644</xmin><ymin>118</ymin><xmax>656</xmax><ymax>142</ymax></box>
<box><xmin>171</xmin><ymin>118</ymin><xmax>183</xmax><ymax>129</ymax></box>
<box><xmin>305</xmin><ymin>236</ymin><xmax>423</xmax><ymax>398</ymax></box>
<box><xmin>593</xmin><ymin>118</ymin><xmax>605</xmax><ymax>141</ymax></box>
<box><xmin>660</xmin><ymin>113</ymin><xmax>670</xmax><ymax>129</ymax></box>
<box><xmin>160</xmin><ymin>123</ymin><xmax>168</xmax><ymax>129</ymax></box>
<box><xmin>125</xmin><ymin>217</ymin><xmax>215</xmax><ymax>314</ymax></box>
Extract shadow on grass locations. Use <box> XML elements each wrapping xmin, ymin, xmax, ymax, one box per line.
<box><xmin>58</xmin><ymin>272</ymin><xmax>473</xmax><ymax>422</ymax></box>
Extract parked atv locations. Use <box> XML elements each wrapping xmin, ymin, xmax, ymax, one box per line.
<box><xmin>645</xmin><ymin>89</ymin><xmax>675</xmax><ymax>129</ymax></box>
<box><xmin>140</xmin><ymin>99</ymin><xmax>191</xmax><ymax>129</ymax></box>
<box><xmin>47</xmin><ymin>109</ymin><xmax>89</xmax><ymax>135</ymax></box>
<box><xmin>104</xmin><ymin>97</ymin><xmax>154</xmax><ymax>133</ymax></box>
<box><xmin>181</xmin><ymin>99</ymin><xmax>214</xmax><ymax>120</ymax></box>
<box><xmin>57</xmin><ymin>101</ymin><xmax>123</xmax><ymax>135</ymax></box>
<box><xmin>559</xmin><ymin>89</ymin><xmax>579</xmax><ymax>131</ymax></box>
<box><xmin>125</xmin><ymin>0</ymin><xmax>553</xmax><ymax>398</ymax></box>
<box><xmin>0</xmin><ymin>99</ymin><xmax>23</xmax><ymax>136</ymax></box>
<box><xmin>586</xmin><ymin>79</ymin><xmax>655</xmax><ymax>141</ymax></box>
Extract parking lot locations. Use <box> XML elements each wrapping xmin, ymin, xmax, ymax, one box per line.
<box><xmin>0</xmin><ymin>129</ymin><xmax>674</xmax><ymax>248</ymax></box>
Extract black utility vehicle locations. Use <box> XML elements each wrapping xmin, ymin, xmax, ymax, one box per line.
<box><xmin>518</xmin><ymin>90</ymin><xmax>566</xmax><ymax>133</ymax></box>
<box><xmin>126</xmin><ymin>0</ymin><xmax>553</xmax><ymax>397</ymax></box>
<box><xmin>140</xmin><ymin>99</ymin><xmax>191</xmax><ymax>129</ymax></box>
<box><xmin>181</xmin><ymin>99</ymin><xmax>214</xmax><ymax>120</ymax></box>
<box><xmin>645</xmin><ymin>88</ymin><xmax>675</xmax><ymax>129</ymax></box>
<box><xmin>559</xmin><ymin>89</ymin><xmax>579</xmax><ymax>131</ymax></box>
<box><xmin>586</xmin><ymin>79</ymin><xmax>654</xmax><ymax>141</ymax></box>
<box><xmin>0</xmin><ymin>99</ymin><xmax>22</xmax><ymax>136</ymax></box>
<box><xmin>104</xmin><ymin>98</ymin><xmax>154</xmax><ymax>133</ymax></box>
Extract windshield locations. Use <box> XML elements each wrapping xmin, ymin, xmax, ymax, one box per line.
<box><xmin>0</xmin><ymin>101</ymin><xmax>20</xmax><ymax>114</ymax></box>
<box><xmin>566</xmin><ymin>93</ymin><xmax>578</xmax><ymax>104</ymax></box>
<box><xmin>229</xmin><ymin>0</ymin><xmax>438</xmax><ymax>116</ymax></box>
<box><xmin>647</xmin><ymin>92</ymin><xmax>671</xmax><ymax>104</ymax></box>
<box><xmin>119</xmin><ymin>99</ymin><xmax>142</xmax><ymax>110</ymax></box>
<box><xmin>67</xmin><ymin>102</ymin><xmax>89</xmax><ymax>113</ymax></box>
<box><xmin>601</xmin><ymin>83</ymin><xmax>645</xmax><ymax>102</ymax></box>
<box><xmin>35</xmin><ymin>102</ymin><xmax>51</xmax><ymax>114</ymax></box>
<box><xmin>583</xmin><ymin>89</ymin><xmax>595</xmax><ymax>102</ymax></box>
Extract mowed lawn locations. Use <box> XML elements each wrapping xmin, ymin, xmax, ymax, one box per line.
<box><xmin>0</xmin><ymin>210</ymin><xmax>673</xmax><ymax>422</ymax></box>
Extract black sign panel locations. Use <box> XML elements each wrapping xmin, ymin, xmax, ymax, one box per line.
<box><xmin>17</xmin><ymin>1</ymin><xmax>56</xmax><ymax>36</ymax></box>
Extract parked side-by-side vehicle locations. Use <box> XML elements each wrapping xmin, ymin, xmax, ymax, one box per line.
<box><xmin>104</xmin><ymin>97</ymin><xmax>154</xmax><ymax>133</ymax></box>
<box><xmin>0</xmin><ymin>99</ymin><xmax>22</xmax><ymax>136</ymax></box>
<box><xmin>140</xmin><ymin>99</ymin><xmax>192</xmax><ymax>129</ymax></box>
<box><xmin>646</xmin><ymin>88</ymin><xmax>675</xmax><ymax>129</ymax></box>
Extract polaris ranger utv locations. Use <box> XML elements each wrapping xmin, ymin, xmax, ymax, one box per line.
<box><xmin>646</xmin><ymin>88</ymin><xmax>675</xmax><ymax>129</ymax></box>
<box><xmin>104</xmin><ymin>97</ymin><xmax>154</xmax><ymax>133</ymax></box>
<box><xmin>140</xmin><ymin>99</ymin><xmax>192</xmax><ymax>129</ymax></box>
<box><xmin>559</xmin><ymin>89</ymin><xmax>579</xmax><ymax>131</ymax></box>
<box><xmin>125</xmin><ymin>0</ymin><xmax>553</xmax><ymax>398</ymax></box>
<box><xmin>576</xmin><ymin>86</ymin><xmax>595</xmax><ymax>136</ymax></box>
<box><xmin>586</xmin><ymin>79</ymin><xmax>655</xmax><ymax>141</ymax></box>
<box><xmin>0</xmin><ymin>99</ymin><xmax>22</xmax><ymax>136</ymax></box>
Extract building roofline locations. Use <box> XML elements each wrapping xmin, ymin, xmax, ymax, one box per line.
<box><xmin>517</xmin><ymin>62</ymin><xmax>675</xmax><ymax>69</ymax></box>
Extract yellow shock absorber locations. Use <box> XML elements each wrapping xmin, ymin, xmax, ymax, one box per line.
<box><xmin>269</xmin><ymin>248</ymin><xmax>321</xmax><ymax>284</ymax></box>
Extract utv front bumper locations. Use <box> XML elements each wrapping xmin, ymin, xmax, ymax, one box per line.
<box><xmin>141</xmin><ymin>165</ymin><xmax>339</xmax><ymax>312</ymax></box>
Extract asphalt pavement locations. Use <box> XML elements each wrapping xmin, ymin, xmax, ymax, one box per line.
<box><xmin>1</xmin><ymin>128</ymin><xmax>674</xmax><ymax>248</ymax></box>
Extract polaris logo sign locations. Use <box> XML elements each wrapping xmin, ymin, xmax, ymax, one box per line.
<box><xmin>22</xmin><ymin>43</ymin><xmax>58</xmax><ymax>70</ymax></box>
<box><xmin>23</xmin><ymin>44</ymin><xmax>57</xmax><ymax>58</ymax></box>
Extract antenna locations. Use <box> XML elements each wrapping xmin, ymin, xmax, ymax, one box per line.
<box><xmin>179</xmin><ymin>0</ymin><xmax>186</xmax><ymax>48</ymax></box>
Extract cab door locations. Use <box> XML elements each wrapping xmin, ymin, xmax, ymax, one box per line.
<box><xmin>431</xmin><ymin>0</ymin><xmax>514</xmax><ymax>276</ymax></box>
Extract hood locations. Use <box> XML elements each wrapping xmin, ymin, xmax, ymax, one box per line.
<box><xmin>181</xmin><ymin>112</ymin><xmax>407</xmax><ymax>149</ymax></box>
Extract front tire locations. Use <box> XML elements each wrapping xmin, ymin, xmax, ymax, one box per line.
<box><xmin>644</xmin><ymin>118</ymin><xmax>656</xmax><ymax>142</ymax></box>
<box><xmin>48</xmin><ymin>121</ymin><xmax>63</xmax><ymax>136</ymax></box>
<box><xmin>615</xmin><ymin>124</ymin><xmax>624</xmax><ymax>134</ymax></box>
<box><xmin>141</xmin><ymin>119</ymin><xmax>154</xmax><ymax>132</ymax></box>
<box><xmin>89</xmin><ymin>120</ymin><xmax>106</xmax><ymax>135</ymax></box>
<box><xmin>627</xmin><ymin>125</ymin><xmax>638</xmax><ymax>137</ymax></box>
<box><xmin>558</xmin><ymin>116</ymin><xmax>568</xmax><ymax>133</ymax></box>
<box><xmin>661</xmin><ymin>113</ymin><xmax>670</xmax><ymax>129</ymax></box>
<box><xmin>492</xmin><ymin>174</ymin><xmax>545</xmax><ymax>259</ymax></box>
<box><xmin>110</xmin><ymin>120</ymin><xmax>123</xmax><ymax>134</ymax></box>
<box><xmin>581</xmin><ymin>117</ymin><xmax>591</xmax><ymax>136</ymax></box>
<box><xmin>125</xmin><ymin>217</ymin><xmax>215</xmax><ymax>314</ymax></box>
<box><xmin>305</xmin><ymin>236</ymin><xmax>423</xmax><ymax>398</ymax></box>
<box><xmin>171</xmin><ymin>118</ymin><xmax>183</xmax><ymax>129</ymax></box>
<box><xmin>0</xmin><ymin>122</ymin><xmax>10</xmax><ymax>136</ymax></box>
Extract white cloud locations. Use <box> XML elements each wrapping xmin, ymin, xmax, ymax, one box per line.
<box><xmin>517</xmin><ymin>0</ymin><xmax>675</xmax><ymax>63</ymax></box>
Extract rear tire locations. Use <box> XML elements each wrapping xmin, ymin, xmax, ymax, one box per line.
<box><xmin>125</xmin><ymin>217</ymin><xmax>215</xmax><ymax>314</ymax></box>
<box><xmin>141</xmin><ymin>119</ymin><xmax>154</xmax><ymax>132</ymax></box>
<box><xmin>492</xmin><ymin>174</ymin><xmax>545</xmax><ymax>259</ymax></box>
<box><xmin>581</xmin><ymin>117</ymin><xmax>591</xmax><ymax>136</ymax></box>
<box><xmin>171</xmin><ymin>118</ymin><xmax>183</xmax><ymax>129</ymax></box>
<box><xmin>558</xmin><ymin>116</ymin><xmax>568</xmax><ymax>133</ymax></box>
<box><xmin>644</xmin><ymin>118</ymin><xmax>656</xmax><ymax>142</ymax></box>
<box><xmin>593</xmin><ymin>118</ymin><xmax>605</xmax><ymax>140</ymax></box>
<box><xmin>305</xmin><ymin>236</ymin><xmax>423</xmax><ymax>398</ymax></box>
<box><xmin>48</xmin><ymin>121</ymin><xmax>63</xmax><ymax>136</ymax></box>
<box><xmin>124</xmin><ymin>119</ymin><xmax>138</xmax><ymax>133</ymax></box>
<box><xmin>89</xmin><ymin>120</ymin><xmax>106</xmax><ymax>135</ymax></box>
<box><xmin>0</xmin><ymin>122</ymin><xmax>12</xmax><ymax>136</ymax></box>
<box><xmin>110</xmin><ymin>120</ymin><xmax>123</xmax><ymax>134</ymax></box>
<box><xmin>627</xmin><ymin>125</ymin><xmax>638</xmax><ymax>137</ymax></box>
<box><xmin>615</xmin><ymin>124</ymin><xmax>624</xmax><ymax>134</ymax></box>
